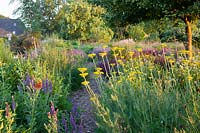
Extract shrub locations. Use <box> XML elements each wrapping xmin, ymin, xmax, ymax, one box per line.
<box><xmin>126</xmin><ymin>23</ymin><xmax>146</xmax><ymax>41</ymax></box>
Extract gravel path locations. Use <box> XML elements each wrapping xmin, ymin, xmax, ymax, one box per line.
<box><xmin>70</xmin><ymin>77</ymin><xmax>98</xmax><ymax>132</ymax></box>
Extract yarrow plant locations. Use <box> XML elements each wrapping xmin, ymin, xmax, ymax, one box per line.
<box><xmin>80</xmin><ymin>46</ymin><xmax>200</xmax><ymax>132</ymax></box>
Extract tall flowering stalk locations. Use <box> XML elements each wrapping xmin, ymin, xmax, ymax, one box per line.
<box><xmin>44</xmin><ymin>101</ymin><xmax>58</xmax><ymax>133</ymax></box>
<box><xmin>21</xmin><ymin>74</ymin><xmax>43</xmax><ymax>132</ymax></box>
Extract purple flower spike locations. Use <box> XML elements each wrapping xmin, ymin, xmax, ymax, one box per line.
<box><xmin>71</xmin><ymin>104</ymin><xmax>78</xmax><ymax>118</ymax></box>
<box><xmin>50</xmin><ymin>101</ymin><xmax>55</xmax><ymax>115</ymax></box>
<box><xmin>70</xmin><ymin>113</ymin><xmax>77</xmax><ymax>132</ymax></box>
<box><xmin>11</xmin><ymin>96</ymin><xmax>16</xmax><ymax>112</ymax></box>
<box><xmin>48</xmin><ymin>82</ymin><xmax>53</xmax><ymax>94</ymax></box>
<box><xmin>62</xmin><ymin>114</ymin><xmax>68</xmax><ymax>133</ymax></box>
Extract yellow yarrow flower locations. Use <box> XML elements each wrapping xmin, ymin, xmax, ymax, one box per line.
<box><xmin>88</xmin><ymin>53</ymin><xmax>96</xmax><ymax>59</ymax></box>
<box><xmin>81</xmin><ymin>81</ymin><xmax>90</xmax><ymax>86</ymax></box>
<box><xmin>128</xmin><ymin>51</ymin><xmax>134</xmax><ymax>56</ymax></box>
<box><xmin>99</xmin><ymin>52</ymin><xmax>107</xmax><ymax>57</ymax></box>
<box><xmin>79</xmin><ymin>73</ymin><xmax>88</xmax><ymax>78</ymax></box>
<box><xmin>94</xmin><ymin>71</ymin><xmax>104</xmax><ymax>76</ymax></box>
<box><xmin>96</xmin><ymin>67</ymin><xmax>103</xmax><ymax>71</ymax></box>
<box><xmin>78</xmin><ymin>68</ymin><xmax>87</xmax><ymax>73</ymax></box>
<box><xmin>111</xmin><ymin>47</ymin><xmax>119</xmax><ymax>52</ymax></box>
<box><xmin>187</xmin><ymin>76</ymin><xmax>193</xmax><ymax>81</ymax></box>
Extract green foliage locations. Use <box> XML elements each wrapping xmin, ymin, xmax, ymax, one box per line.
<box><xmin>126</xmin><ymin>23</ymin><xmax>146</xmax><ymax>41</ymax></box>
<box><xmin>56</xmin><ymin>0</ymin><xmax>113</xmax><ymax>42</ymax></box>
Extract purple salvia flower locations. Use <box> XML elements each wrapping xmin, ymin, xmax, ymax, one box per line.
<box><xmin>11</xmin><ymin>96</ymin><xmax>16</xmax><ymax>112</ymax></box>
<box><xmin>70</xmin><ymin>113</ymin><xmax>77</xmax><ymax>132</ymax></box>
<box><xmin>48</xmin><ymin>82</ymin><xmax>53</xmax><ymax>94</ymax></box>
<box><xmin>62</xmin><ymin>114</ymin><xmax>68</xmax><ymax>133</ymax></box>
<box><xmin>71</xmin><ymin>104</ymin><xmax>78</xmax><ymax>118</ymax></box>
<box><xmin>42</xmin><ymin>79</ymin><xmax>46</xmax><ymax>93</ymax></box>
<box><xmin>45</xmin><ymin>78</ymin><xmax>49</xmax><ymax>93</ymax></box>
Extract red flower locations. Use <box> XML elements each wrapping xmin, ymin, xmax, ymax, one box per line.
<box><xmin>34</xmin><ymin>79</ymin><xmax>42</xmax><ymax>90</ymax></box>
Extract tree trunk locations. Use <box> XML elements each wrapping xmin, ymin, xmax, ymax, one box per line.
<box><xmin>185</xmin><ymin>18</ymin><xmax>192</xmax><ymax>59</ymax></box>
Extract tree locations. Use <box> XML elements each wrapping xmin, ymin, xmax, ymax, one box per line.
<box><xmin>10</xmin><ymin>0</ymin><xmax>42</xmax><ymax>33</ymax></box>
<box><xmin>90</xmin><ymin>0</ymin><xmax>200</xmax><ymax>58</ymax></box>
<box><xmin>138</xmin><ymin>0</ymin><xmax>200</xmax><ymax>58</ymax></box>
<box><xmin>40</xmin><ymin>0</ymin><xmax>63</xmax><ymax>35</ymax></box>
<box><xmin>56</xmin><ymin>0</ymin><xmax>113</xmax><ymax>42</ymax></box>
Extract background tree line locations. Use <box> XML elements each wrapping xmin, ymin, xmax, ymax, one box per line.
<box><xmin>10</xmin><ymin>0</ymin><xmax>200</xmax><ymax>52</ymax></box>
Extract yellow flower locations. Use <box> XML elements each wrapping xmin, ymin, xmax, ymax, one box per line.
<box><xmin>79</xmin><ymin>73</ymin><xmax>88</xmax><ymax>78</ymax></box>
<box><xmin>103</xmin><ymin>45</ymin><xmax>108</xmax><ymax>48</ymax></box>
<box><xmin>137</xmin><ymin>48</ymin><xmax>142</xmax><ymax>52</ymax></box>
<box><xmin>110</xmin><ymin>63</ymin><xmax>115</xmax><ymax>67</ymax></box>
<box><xmin>117</xmin><ymin>59</ymin><xmax>123</xmax><ymax>64</ymax></box>
<box><xmin>81</xmin><ymin>81</ymin><xmax>90</xmax><ymax>86</ymax></box>
<box><xmin>88</xmin><ymin>53</ymin><xmax>96</xmax><ymax>59</ymax></box>
<box><xmin>161</xmin><ymin>43</ymin><xmax>167</xmax><ymax>48</ymax></box>
<box><xmin>94</xmin><ymin>71</ymin><xmax>104</xmax><ymax>76</ymax></box>
<box><xmin>78</xmin><ymin>68</ymin><xmax>87</xmax><ymax>73</ymax></box>
<box><xmin>128</xmin><ymin>51</ymin><xmax>134</xmax><ymax>56</ymax></box>
<box><xmin>111</xmin><ymin>47</ymin><xmax>119</xmax><ymax>52</ymax></box>
<box><xmin>113</xmin><ymin>53</ymin><xmax>118</xmax><ymax>57</ymax></box>
<box><xmin>169</xmin><ymin>59</ymin><xmax>175</xmax><ymax>64</ymax></box>
<box><xmin>96</xmin><ymin>67</ymin><xmax>103</xmax><ymax>71</ymax></box>
<box><xmin>182</xmin><ymin>60</ymin><xmax>190</xmax><ymax>64</ymax></box>
<box><xmin>187</xmin><ymin>76</ymin><xmax>193</xmax><ymax>81</ymax></box>
<box><xmin>99</xmin><ymin>52</ymin><xmax>107</xmax><ymax>57</ymax></box>
<box><xmin>120</xmin><ymin>56</ymin><xmax>125</xmax><ymax>59</ymax></box>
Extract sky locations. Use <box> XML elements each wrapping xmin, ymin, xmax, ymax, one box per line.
<box><xmin>0</xmin><ymin>0</ymin><xmax>19</xmax><ymax>19</ymax></box>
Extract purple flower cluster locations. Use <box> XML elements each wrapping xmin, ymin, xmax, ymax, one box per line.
<box><xmin>66</xmin><ymin>49</ymin><xmax>86</xmax><ymax>58</ymax></box>
<box><xmin>61</xmin><ymin>104</ymin><xmax>83</xmax><ymax>133</ymax></box>
<box><xmin>42</xmin><ymin>77</ymin><xmax>53</xmax><ymax>94</ymax></box>
<box><xmin>18</xmin><ymin>74</ymin><xmax>53</xmax><ymax>94</ymax></box>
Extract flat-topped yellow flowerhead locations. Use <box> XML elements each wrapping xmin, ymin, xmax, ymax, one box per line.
<box><xmin>96</xmin><ymin>67</ymin><xmax>103</xmax><ymax>71</ymax></box>
<box><xmin>88</xmin><ymin>53</ymin><xmax>96</xmax><ymax>59</ymax></box>
<box><xmin>78</xmin><ymin>68</ymin><xmax>88</xmax><ymax>73</ymax></box>
<box><xmin>99</xmin><ymin>52</ymin><xmax>107</xmax><ymax>57</ymax></box>
<box><xmin>79</xmin><ymin>73</ymin><xmax>88</xmax><ymax>78</ymax></box>
<box><xmin>81</xmin><ymin>81</ymin><xmax>90</xmax><ymax>86</ymax></box>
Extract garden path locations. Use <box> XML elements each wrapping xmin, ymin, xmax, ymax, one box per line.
<box><xmin>70</xmin><ymin>73</ymin><xmax>98</xmax><ymax>132</ymax></box>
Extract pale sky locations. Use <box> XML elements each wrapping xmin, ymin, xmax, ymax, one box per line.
<box><xmin>0</xmin><ymin>0</ymin><xmax>19</xmax><ymax>19</ymax></box>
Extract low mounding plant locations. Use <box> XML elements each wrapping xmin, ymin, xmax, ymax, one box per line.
<box><xmin>80</xmin><ymin>46</ymin><xmax>200</xmax><ymax>132</ymax></box>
